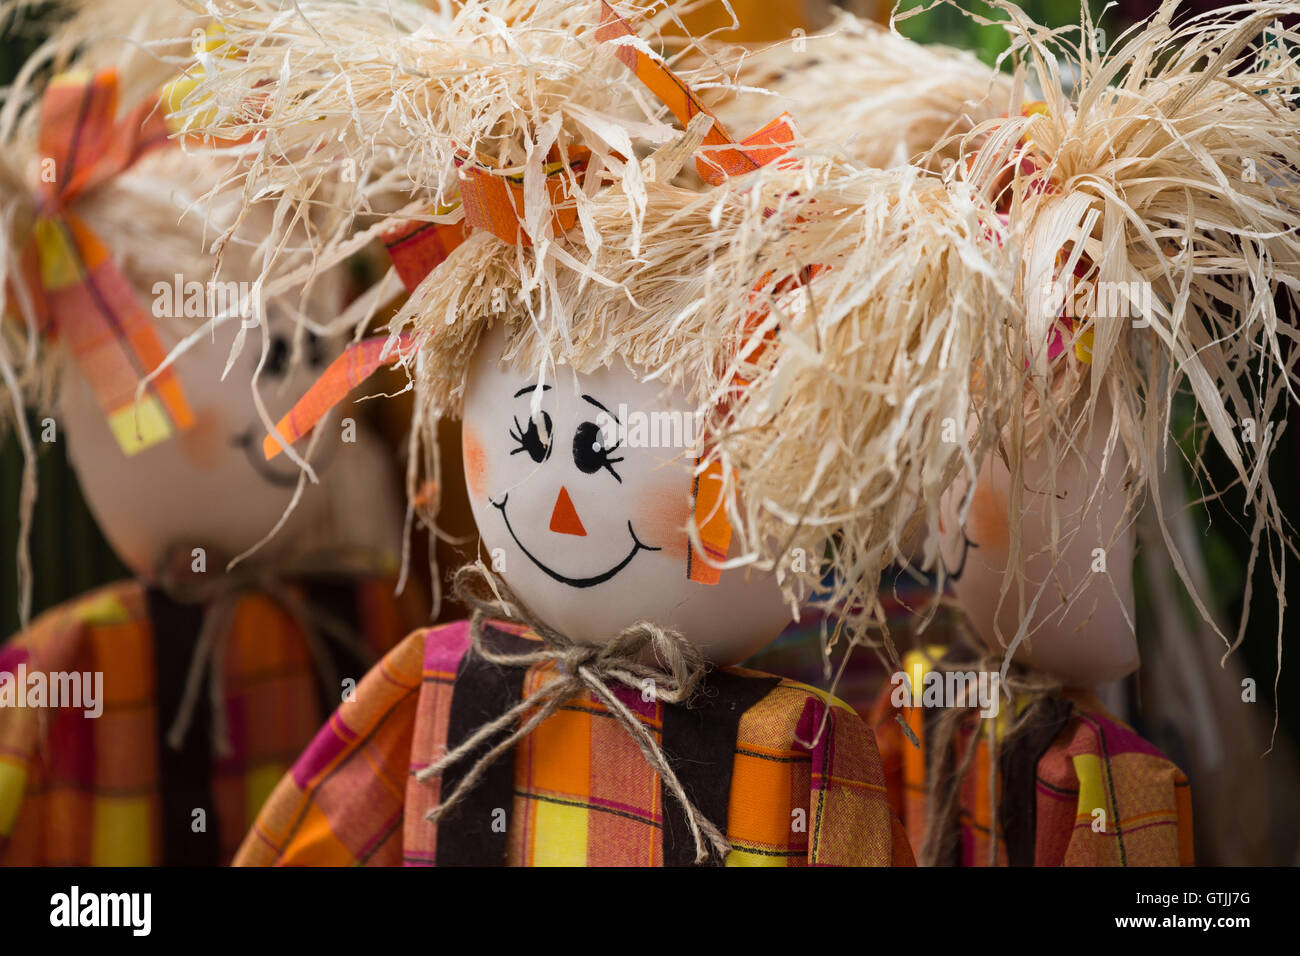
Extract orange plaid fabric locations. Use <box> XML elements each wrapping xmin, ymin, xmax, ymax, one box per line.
<box><xmin>382</xmin><ymin>216</ymin><xmax>469</xmax><ymax>294</ymax></box>
<box><xmin>871</xmin><ymin>662</ymin><xmax>1194</xmax><ymax>867</ymax></box>
<box><xmin>455</xmin><ymin>147</ymin><xmax>591</xmax><ymax>246</ymax></box>
<box><xmin>0</xmin><ymin>575</ymin><xmax>420</xmax><ymax>866</ymax></box>
<box><xmin>18</xmin><ymin>69</ymin><xmax>195</xmax><ymax>455</ymax></box>
<box><xmin>236</xmin><ymin>620</ymin><xmax>914</xmax><ymax>867</ymax></box>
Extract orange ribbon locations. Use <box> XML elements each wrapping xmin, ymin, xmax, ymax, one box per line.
<box><xmin>19</xmin><ymin>69</ymin><xmax>194</xmax><ymax>455</ymax></box>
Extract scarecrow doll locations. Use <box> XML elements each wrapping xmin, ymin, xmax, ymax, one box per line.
<box><xmin>172</xmin><ymin>0</ymin><xmax>1297</xmax><ymax>869</ymax></box>
<box><xmin>860</xmin><ymin>1</ymin><xmax>1300</xmax><ymax>866</ymax></box>
<box><xmin>0</xmin><ymin>4</ymin><xmax>423</xmax><ymax>865</ymax></box>
<box><xmin>167</xmin><ymin>0</ymin><xmax>936</xmax><ymax>867</ymax></box>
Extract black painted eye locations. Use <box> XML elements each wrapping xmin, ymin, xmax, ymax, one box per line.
<box><xmin>266</xmin><ymin>333</ymin><xmax>331</xmax><ymax>376</ymax></box>
<box><xmin>307</xmin><ymin>333</ymin><xmax>329</xmax><ymax>368</ymax></box>
<box><xmin>510</xmin><ymin>411</ymin><xmax>553</xmax><ymax>464</ymax></box>
<box><xmin>573</xmin><ymin>421</ymin><xmax>623</xmax><ymax>483</ymax></box>
<box><xmin>266</xmin><ymin>335</ymin><xmax>291</xmax><ymax>377</ymax></box>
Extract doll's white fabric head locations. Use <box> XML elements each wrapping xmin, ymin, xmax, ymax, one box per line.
<box><xmin>939</xmin><ymin>401</ymin><xmax>1139</xmax><ymax>688</ymax></box>
<box><xmin>56</xmin><ymin>149</ymin><xmax>401</xmax><ymax>578</ymax></box>
<box><xmin>462</xmin><ymin>325</ymin><xmax>791</xmax><ymax>664</ymax></box>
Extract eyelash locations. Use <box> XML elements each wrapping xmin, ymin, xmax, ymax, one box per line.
<box><xmin>507</xmin><ymin>410</ymin><xmax>624</xmax><ymax>483</ymax></box>
<box><xmin>509</xmin><ymin>412</ymin><xmax>553</xmax><ymax>463</ymax></box>
<box><xmin>595</xmin><ymin>440</ymin><xmax>624</xmax><ymax>483</ymax></box>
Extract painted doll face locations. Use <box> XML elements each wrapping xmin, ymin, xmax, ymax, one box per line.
<box><xmin>940</xmin><ymin>405</ymin><xmax>1138</xmax><ymax>687</ymax></box>
<box><xmin>462</xmin><ymin>325</ymin><xmax>792</xmax><ymax>664</ymax></box>
<box><xmin>53</xmin><ymin>151</ymin><xmax>402</xmax><ymax>579</ymax></box>
<box><xmin>60</xmin><ymin>312</ymin><xmax>402</xmax><ymax>578</ymax></box>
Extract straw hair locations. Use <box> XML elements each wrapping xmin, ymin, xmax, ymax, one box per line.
<box><xmin>707</xmin><ymin>8</ymin><xmax>1016</xmax><ymax>172</ymax></box>
<box><xmin>166</xmin><ymin>0</ymin><xmax>702</xmax><ymax>303</ymax></box>
<box><xmin>947</xmin><ymin>1</ymin><xmax>1300</xmax><ymax>669</ymax></box>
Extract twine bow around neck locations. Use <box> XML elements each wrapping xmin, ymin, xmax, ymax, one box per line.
<box><xmin>155</xmin><ymin>545</ymin><xmax>378</xmax><ymax>758</ymax></box>
<box><xmin>918</xmin><ymin>646</ymin><xmax>1063</xmax><ymax>868</ymax></box>
<box><xmin>416</xmin><ymin>562</ymin><xmax>730</xmax><ymax>865</ymax></box>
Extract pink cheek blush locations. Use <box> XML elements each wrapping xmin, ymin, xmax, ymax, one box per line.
<box><xmin>179</xmin><ymin>406</ymin><xmax>224</xmax><ymax>469</ymax></box>
<box><xmin>462</xmin><ymin>424</ymin><xmax>489</xmax><ymax>502</ymax></box>
<box><xmin>633</xmin><ymin>481</ymin><xmax>692</xmax><ymax>562</ymax></box>
<box><xmin>968</xmin><ymin>473</ymin><xmax>1011</xmax><ymax>559</ymax></box>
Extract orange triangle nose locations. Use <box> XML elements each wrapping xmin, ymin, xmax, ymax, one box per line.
<box><xmin>548</xmin><ymin>485</ymin><xmax>587</xmax><ymax>537</ymax></box>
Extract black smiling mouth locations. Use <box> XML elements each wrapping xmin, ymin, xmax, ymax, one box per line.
<box><xmin>491</xmin><ymin>494</ymin><xmax>660</xmax><ymax>588</ymax></box>
<box><xmin>231</xmin><ymin>427</ymin><xmax>333</xmax><ymax>488</ymax></box>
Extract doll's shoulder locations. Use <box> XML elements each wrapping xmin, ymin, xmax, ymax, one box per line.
<box><xmin>727</xmin><ymin>664</ymin><xmax>864</xmax><ymax>714</ymax></box>
<box><xmin>357</xmin><ymin>620</ymin><xmax>472</xmax><ymax>692</ymax></box>
<box><xmin>303</xmin><ymin>621</ymin><xmax>467</xmax><ymax>752</ymax></box>
<box><xmin>324</xmin><ymin>620</ymin><xmax>488</xmax><ymax>748</ymax></box>
<box><xmin>723</xmin><ymin>664</ymin><xmax>880</xmax><ymax>755</ymax></box>
<box><xmin>2</xmin><ymin>579</ymin><xmax>147</xmax><ymax>662</ymax></box>
<box><xmin>346</xmin><ymin>618</ymin><xmax>531</xmax><ymax>712</ymax></box>
<box><xmin>1033</xmin><ymin>692</ymin><xmax>1193</xmax><ymax>866</ymax></box>
<box><xmin>1032</xmin><ymin>690</ymin><xmax>1189</xmax><ymax>789</ymax></box>
<box><xmin>1048</xmin><ymin>691</ymin><xmax>1190</xmax><ymax>787</ymax></box>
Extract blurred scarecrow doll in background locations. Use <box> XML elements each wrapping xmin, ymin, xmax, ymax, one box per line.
<box><xmin>736</xmin><ymin>1</ymin><xmax>1299</xmax><ymax>866</ymax></box>
<box><xmin>0</xmin><ymin>2</ymin><xmax>425</xmax><ymax>864</ymax></box>
<box><xmin>872</xmin><ymin>1</ymin><xmax>1300</xmax><ymax>867</ymax></box>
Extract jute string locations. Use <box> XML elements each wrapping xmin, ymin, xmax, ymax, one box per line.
<box><xmin>415</xmin><ymin>562</ymin><xmax>729</xmax><ymax>865</ymax></box>
<box><xmin>918</xmin><ymin>649</ymin><xmax>1062</xmax><ymax>868</ymax></box>
<box><xmin>156</xmin><ymin>546</ymin><xmax>378</xmax><ymax>757</ymax></box>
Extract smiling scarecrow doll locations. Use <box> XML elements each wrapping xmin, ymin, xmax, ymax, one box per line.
<box><xmin>165</xmin><ymin>0</ymin><xmax>952</xmax><ymax>867</ymax></box>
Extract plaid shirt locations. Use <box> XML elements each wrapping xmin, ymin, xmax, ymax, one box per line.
<box><xmin>0</xmin><ymin>575</ymin><xmax>420</xmax><ymax>866</ymax></box>
<box><xmin>236</xmin><ymin>620</ymin><xmax>914</xmax><ymax>866</ymax></box>
<box><xmin>871</xmin><ymin>651</ymin><xmax>1194</xmax><ymax>866</ymax></box>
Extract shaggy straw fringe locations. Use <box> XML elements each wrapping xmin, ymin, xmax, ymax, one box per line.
<box><xmin>166</xmin><ymin>0</ymin><xmax>702</xmax><ymax>318</ymax></box>
<box><xmin>944</xmin><ymin>1</ymin><xmax>1300</xmax><ymax>685</ymax></box>
<box><xmin>707</xmin><ymin>8</ymin><xmax>1016</xmax><ymax>172</ymax></box>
